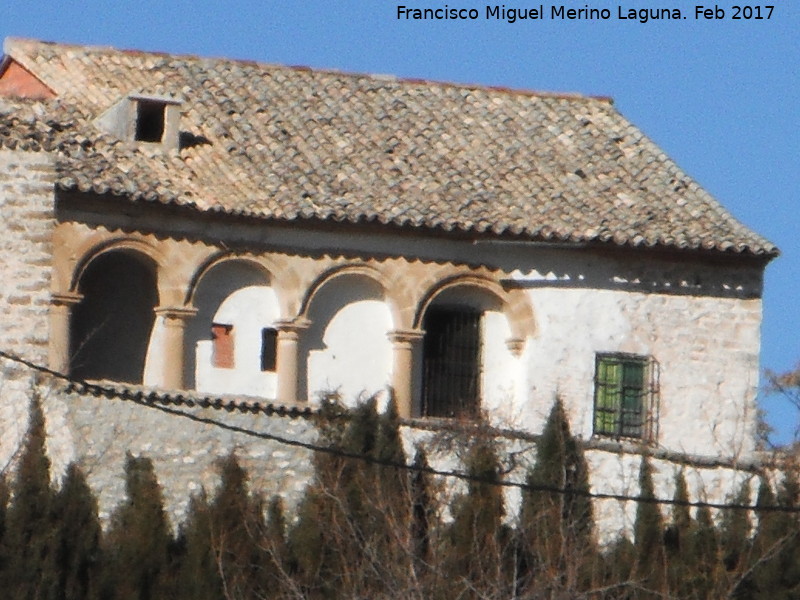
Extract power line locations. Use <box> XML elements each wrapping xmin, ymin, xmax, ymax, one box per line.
<box><xmin>0</xmin><ymin>349</ymin><xmax>793</xmax><ymax>513</ymax></box>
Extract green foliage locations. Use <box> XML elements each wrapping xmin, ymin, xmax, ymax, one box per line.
<box><xmin>52</xmin><ymin>464</ymin><xmax>102</xmax><ymax>600</ymax></box>
<box><xmin>2</xmin><ymin>396</ymin><xmax>59</xmax><ymax>599</ymax></box>
<box><xmin>10</xmin><ymin>395</ymin><xmax>800</xmax><ymax>598</ymax></box>
<box><xmin>518</xmin><ymin>398</ymin><xmax>595</xmax><ymax>595</ymax></box>
<box><xmin>288</xmin><ymin>397</ymin><xmax>412</xmax><ymax>598</ymax></box>
<box><xmin>719</xmin><ymin>481</ymin><xmax>752</xmax><ymax>574</ymax></box>
<box><xmin>632</xmin><ymin>455</ymin><xmax>666</xmax><ymax>598</ymax></box>
<box><xmin>174</xmin><ymin>491</ymin><xmax>218</xmax><ymax>600</ymax></box>
<box><xmin>102</xmin><ymin>453</ymin><xmax>171</xmax><ymax>600</ymax></box>
<box><xmin>690</xmin><ymin>504</ymin><xmax>721</xmax><ymax>599</ymax></box>
<box><xmin>443</xmin><ymin>439</ymin><xmax>512</xmax><ymax>599</ymax></box>
<box><xmin>410</xmin><ymin>449</ymin><xmax>434</xmax><ymax>577</ymax></box>
<box><xmin>207</xmin><ymin>453</ymin><xmax>270</xmax><ymax>599</ymax></box>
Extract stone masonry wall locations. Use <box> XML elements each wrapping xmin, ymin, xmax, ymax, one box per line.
<box><xmin>0</xmin><ymin>149</ymin><xmax>56</xmax><ymax>365</ymax></box>
<box><xmin>0</xmin><ymin>363</ymin><xmax>763</xmax><ymax>543</ymax></box>
<box><xmin>0</xmin><ymin>149</ymin><xmax>57</xmax><ymax>470</ymax></box>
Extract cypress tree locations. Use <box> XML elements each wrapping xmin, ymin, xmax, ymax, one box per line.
<box><xmin>368</xmin><ymin>397</ymin><xmax>412</xmax><ymax>592</ymax></box>
<box><xmin>444</xmin><ymin>440</ymin><xmax>510</xmax><ymax>599</ymax></box>
<box><xmin>288</xmin><ymin>398</ymin><xmax>384</xmax><ymax>598</ymax></box>
<box><xmin>744</xmin><ymin>477</ymin><xmax>782</xmax><ymax>599</ymax></box>
<box><xmin>719</xmin><ymin>481</ymin><xmax>751</xmax><ymax>575</ymax></box>
<box><xmin>772</xmin><ymin>467</ymin><xmax>800</xmax><ymax>596</ymax></box>
<box><xmin>602</xmin><ymin>535</ymin><xmax>635</xmax><ymax>599</ymax></box>
<box><xmin>410</xmin><ymin>449</ymin><xmax>435</xmax><ymax>579</ymax></box>
<box><xmin>632</xmin><ymin>455</ymin><xmax>666</xmax><ymax>598</ymax></box>
<box><xmin>52</xmin><ymin>463</ymin><xmax>102</xmax><ymax>600</ymax></box>
<box><xmin>691</xmin><ymin>504</ymin><xmax>720</xmax><ymax>600</ymax></box>
<box><xmin>374</xmin><ymin>397</ymin><xmax>409</xmax><ymax>508</ymax></box>
<box><xmin>2</xmin><ymin>396</ymin><xmax>59</xmax><ymax>600</ymax></box>
<box><xmin>102</xmin><ymin>453</ymin><xmax>171</xmax><ymax>600</ymax></box>
<box><xmin>264</xmin><ymin>496</ymin><xmax>289</xmax><ymax>593</ymax></box>
<box><xmin>206</xmin><ymin>453</ymin><xmax>269</xmax><ymax>599</ymax></box>
<box><xmin>175</xmin><ymin>491</ymin><xmax>219</xmax><ymax>600</ymax></box>
<box><xmin>665</xmin><ymin>470</ymin><xmax>692</xmax><ymax>597</ymax></box>
<box><xmin>0</xmin><ymin>475</ymin><xmax>9</xmax><ymax>584</ymax></box>
<box><xmin>519</xmin><ymin>399</ymin><xmax>595</xmax><ymax>594</ymax></box>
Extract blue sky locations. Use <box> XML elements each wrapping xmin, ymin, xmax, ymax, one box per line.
<box><xmin>2</xmin><ymin>0</ymin><xmax>798</xmax><ymax>442</ymax></box>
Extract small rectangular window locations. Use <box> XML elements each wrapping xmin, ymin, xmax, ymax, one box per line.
<box><xmin>135</xmin><ymin>100</ymin><xmax>166</xmax><ymax>142</ymax></box>
<box><xmin>211</xmin><ymin>323</ymin><xmax>234</xmax><ymax>369</ymax></box>
<box><xmin>261</xmin><ymin>328</ymin><xmax>278</xmax><ymax>372</ymax></box>
<box><xmin>593</xmin><ymin>353</ymin><xmax>658</xmax><ymax>441</ymax></box>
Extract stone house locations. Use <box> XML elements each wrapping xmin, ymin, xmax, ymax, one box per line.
<box><xmin>0</xmin><ymin>38</ymin><xmax>777</xmax><ymax>523</ymax></box>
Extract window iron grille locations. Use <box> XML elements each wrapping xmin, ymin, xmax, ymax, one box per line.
<box><xmin>421</xmin><ymin>306</ymin><xmax>482</xmax><ymax>418</ymax></box>
<box><xmin>593</xmin><ymin>353</ymin><xmax>659</xmax><ymax>442</ymax></box>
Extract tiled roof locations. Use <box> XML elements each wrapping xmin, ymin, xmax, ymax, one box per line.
<box><xmin>0</xmin><ymin>38</ymin><xmax>776</xmax><ymax>256</ymax></box>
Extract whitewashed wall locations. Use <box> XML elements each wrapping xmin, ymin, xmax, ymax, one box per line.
<box><xmin>302</xmin><ymin>275</ymin><xmax>394</xmax><ymax>405</ymax></box>
<box><xmin>195</xmin><ymin>285</ymin><xmax>280</xmax><ymax>397</ymax></box>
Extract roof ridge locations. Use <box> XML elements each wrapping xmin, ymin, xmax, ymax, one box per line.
<box><xmin>3</xmin><ymin>36</ymin><xmax>613</xmax><ymax>104</ymax></box>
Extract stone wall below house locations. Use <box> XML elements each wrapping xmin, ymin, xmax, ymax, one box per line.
<box><xmin>0</xmin><ymin>363</ymin><xmax>765</xmax><ymax>544</ymax></box>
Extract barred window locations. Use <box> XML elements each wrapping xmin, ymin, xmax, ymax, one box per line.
<box><xmin>593</xmin><ymin>353</ymin><xmax>658</xmax><ymax>441</ymax></box>
<box><xmin>422</xmin><ymin>306</ymin><xmax>482</xmax><ymax>418</ymax></box>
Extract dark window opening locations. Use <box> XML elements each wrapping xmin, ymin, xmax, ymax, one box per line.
<box><xmin>211</xmin><ymin>323</ymin><xmax>234</xmax><ymax>369</ymax></box>
<box><xmin>261</xmin><ymin>328</ymin><xmax>278</xmax><ymax>372</ymax></box>
<box><xmin>422</xmin><ymin>306</ymin><xmax>482</xmax><ymax>418</ymax></box>
<box><xmin>70</xmin><ymin>251</ymin><xmax>157</xmax><ymax>384</ymax></box>
<box><xmin>593</xmin><ymin>353</ymin><xmax>658</xmax><ymax>440</ymax></box>
<box><xmin>135</xmin><ymin>100</ymin><xmax>166</xmax><ymax>142</ymax></box>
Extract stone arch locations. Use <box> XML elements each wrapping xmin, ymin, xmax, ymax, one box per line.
<box><xmin>184</xmin><ymin>252</ymin><xmax>283</xmax><ymax>309</ymax></box>
<box><xmin>412</xmin><ymin>274</ymin><xmax>533</xmax><ymax>419</ymax></box>
<box><xmin>184</xmin><ymin>256</ymin><xmax>281</xmax><ymax>395</ymax></box>
<box><xmin>413</xmin><ymin>274</ymin><xmax>534</xmax><ymax>341</ymax></box>
<box><xmin>69</xmin><ymin>237</ymin><xmax>165</xmax><ymax>294</ymax></box>
<box><xmin>70</xmin><ymin>248</ymin><xmax>159</xmax><ymax>384</ymax></box>
<box><xmin>299</xmin><ymin>265</ymin><xmax>396</xmax><ymax>405</ymax></box>
<box><xmin>298</xmin><ymin>264</ymin><xmax>399</xmax><ymax>325</ymax></box>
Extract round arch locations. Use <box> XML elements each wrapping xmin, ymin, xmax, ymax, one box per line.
<box><xmin>412</xmin><ymin>273</ymin><xmax>534</xmax><ymax>419</ymax></box>
<box><xmin>413</xmin><ymin>274</ymin><xmax>535</xmax><ymax>340</ymax></box>
<box><xmin>184</xmin><ymin>251</ymin><xmax>282</xmax><ymax>308</ymax></box>
<box><xmin>184</xmin><ymin>255</ymin><xmax>281</xmax><ymax>395</ymax></box>
<box><xmin>298</xmin><ymin>264</ymin><xmax>400</xmax><ymax>325</ymax></box>
<box><xmin>298</xmin><ymin>264</ymin><xmax>396</xmax><ymax>404</ymax></box>
<box><xmin>70</xmin><ymin>237</ymin><xmax>166</xmax><ymax>294</ymax></box>
<box><xmin>70</xmin><ymin>248</ymin><xmax>160</xmax><ymax>383</ymax></box>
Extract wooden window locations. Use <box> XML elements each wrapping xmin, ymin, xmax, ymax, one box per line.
<box><xmin>422</xmin><ymin>306</ymin><xmax>482</xmax><ymax>418</ymax></box>
<box><xmin>261</xmin><ymin>328</ymin><xmax>278</xmax><ymax>372</ymax></box>
<box><xmin>211</xmin><ymin>323</ymin><xmax>234</xmax><ymax>369</ymax></box>
<box><xmin>593</xmin><ymin>353</ymin><xmax>658</xmax><ymax>441</ymax></box>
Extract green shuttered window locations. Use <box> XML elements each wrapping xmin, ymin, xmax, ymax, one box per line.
<box><xmin>593</xmin><ymin>354</ymin><xmax>657</xmax><ymax>441</ymax></box>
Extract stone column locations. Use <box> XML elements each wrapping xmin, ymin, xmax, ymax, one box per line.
<box><xmin>275</xmin><ymin>319</ymin><xmax>309</xmax><ymax>405</ymax></box>
<box><xmin>388</xmin><ymin>329</ymin><xmax>425</xmax><ymax>418</ymax></box>
<box><xmin>153</xmin><ymin>306</ymin><xmax>197</xmax><ymax>390</ymax></box>
<box><xmin>49</xmin><ymin>291</ymin><xmax>83</xmax><ymax>374</ymax></box>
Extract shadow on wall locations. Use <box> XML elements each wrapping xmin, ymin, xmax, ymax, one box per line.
<box><xmin>299</xmin><ymin>274</ymin><xmax>393</xmax><ymax>404</ymax></box>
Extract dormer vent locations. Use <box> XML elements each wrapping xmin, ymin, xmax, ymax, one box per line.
<box><xmin>135</xmin><ymin>99</ymin><xmax>166</xmax><ymax>142</ymax></box>
<box><xmin>96</xmin><ymin>93</ymin><xmax>182</xmax><ymax>152</ymax></box>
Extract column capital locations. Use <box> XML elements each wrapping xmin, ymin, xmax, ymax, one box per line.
<box><xmin>274</xmin><ymin>318</ymin><xmax>311</xmax><ymax>336</ymax></box>
<box><xmin>388</xmin><ymin>329</ymin><xmax>425</xmax><ymax>345</ymax></box>
<box><xmin>154</xmin><ymin>306</ymin><xmax>198</xmax><ymax>321</ymax></box>
<box><xmin>51</xmin><ymin>291</ymin><xmax>83</xmax><ymax>306</ymax></box>
<box><xmin>506</xmin><ymin>337</ymin><xmax>526</xmax><ymax>357</ymax></box>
